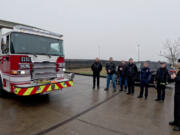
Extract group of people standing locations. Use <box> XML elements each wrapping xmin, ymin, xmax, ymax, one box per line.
<box><xmin>104</xmin><ymin>57</ymin><xmax>139</xmax><ymax>96</ymax></box>
<box><xmin>91</xmin><ymin>57</ymin><xmax>169</xmax><ymax>101</ymax></box>
<box><xmin>91</xmin><ymin>57</ymin><xmax>180</xmax><ymax>131</ymax></box>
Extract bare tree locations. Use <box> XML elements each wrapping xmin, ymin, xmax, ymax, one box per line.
<box><xmin>160</xmin><ymin>38</ymin><xmax>180</xmax><ymax>67</ymax></box>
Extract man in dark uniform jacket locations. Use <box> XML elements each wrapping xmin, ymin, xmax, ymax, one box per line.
<box><xmin>126</xmin><ymin>58</ymin><xmax>138</xmax><ymax>95</ymax></box>
<box><xmin>155</xmin><ymin>62</ymin><xmax>169</xmax><ymax>102</ymax></box>
<box><xmin>91</xmin><ymin>58</ymin><xmax>102</xmax><ymax>89</ymax></box>
<box><xmin>169</xmin><ymin>59</ymin><xmax>180</xmax><ymax>131</ymax></box>
<box><xmin>104</xmin><ymin>57</ymin><xmax>117</xmax><ymax>92</ymax></box>
<box><xmin>137</xmin><ymin>62</ymin><xmax>152</xmax><ymax>99</ymax></box>
<box><xmin>117</xmin><ymin>60</ymin><xmax>127</xmax><ymax>91</ymax></box>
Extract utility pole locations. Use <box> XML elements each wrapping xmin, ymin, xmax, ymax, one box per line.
<box><xmin>137</xmin><ymin>44</ymin><xmax>140</xmax><ymax>62</ymax></box>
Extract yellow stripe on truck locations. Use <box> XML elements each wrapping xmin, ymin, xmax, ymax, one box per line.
<box><xmin>36</xmin><ymin>85</ymin><xmax>46</xmax><ymax>94</ymax></box>
<box><xmin>23</xmin><ymin>87</ymin><xmax>34</xmax><ymax>96</ymax></box>
<box><xmin>14</xmin><ymin>88</ymin><xmax>21</xmax><ymax>95</ymax></box>
<box><xmin>47</xmin><ymin>85</ymin><xmax>52</xmax><ymax>92</ymax></box>
<box><xmin>55</xmin><ymin>84</ymin><xmax>59</xmax><ymax>90</ymax></box>
<box><xmin>13</xmin><ymin>80</ymin><xmax>74</xmax><ymax>96</ymax></box>
<box><xmin>61</xmin><ymin>82</ymin><xmax>67</xmax><ymax>88</ymax></box>
<box><xmin>69</xmin><ymin>81</ymin><xmax>74</xmax><ymax>86</ymax></box>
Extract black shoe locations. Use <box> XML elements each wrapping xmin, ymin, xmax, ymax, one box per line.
<box><xmin>127</xmin><ymin>93</ymin><xmax>130</xmax><ymax>95</ymax></box>
<box><xmin>119</xmin><ymin>89</ymin><xmax>123</xmax><ymax>92</ymax></box>
<box><xmin>155</xmin><ymin>99</ymin><xmax>160</xmax><ymax>101</ymax></box>
<box><xmin>104</xmin><ymin>88</ymin><xmax>109</xmax><ymax>91</ymax></box>
<box><xmin>173</xmin><ymin>126</ymin><xmax>180</xmax><ymax>131</ymax></box>
<box><xmin>137</xmin><ymin>96</ymin><xmax>142</xmax><ymax>98</ymax></box>
<box><xmin>169</xmin><ymin>121</ymin><xmax>176</xmax><ymax>126</ymax></box>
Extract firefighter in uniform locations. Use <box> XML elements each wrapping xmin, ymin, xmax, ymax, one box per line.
<box><xmin>104</xmin><ymin>57</ymin><xmax>117</xmax><ymax>92</ymax></box>
<box><xmin>155</xmin><ymin>62</ymin><xmax>169</xmax><ymax>102</ymax></box>
<box><xmin>126</xmin><ymin>58</ymin><xmax>138</xmax><ymax>95</ymax></box>
<box><xmin>137</xmin><ymin>62</ymin><xmax>152</xmax><ymax>99</ymax></box>
<box><xmin>169</xmin><ymin>59</ymin><xmax>180</xmax><ymax>131</ymax></box>
<box><xmin>91</xmin><ymin>58</ymin><xmax>102</xmax><ymax>89</ymax></box>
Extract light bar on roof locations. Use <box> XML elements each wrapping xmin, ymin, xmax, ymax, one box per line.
<box><xmin>13</xmin><ymin>25</ymin><xmax>63</xmax><ymax>38</ymax></box>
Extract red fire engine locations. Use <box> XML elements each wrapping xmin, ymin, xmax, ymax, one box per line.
<box><xmin>0</xmin><ymin>20</ymin><xmax>74</xmax><ymax>96</ymax></box>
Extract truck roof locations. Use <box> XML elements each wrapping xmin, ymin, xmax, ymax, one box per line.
<box><xmin>0</xmin><ymin>19</ymin><xmax>63</xmax><ymax>39</ymax></box>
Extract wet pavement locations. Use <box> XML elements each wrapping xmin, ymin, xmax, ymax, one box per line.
<box><xmin>0</xmin><ymin>75</ymin><xmax>179</xmax><ymax>135</ymax></box>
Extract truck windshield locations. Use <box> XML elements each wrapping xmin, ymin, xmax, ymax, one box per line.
<box><xmin>10</xmin><ymin>32</ymin><xmax>64</xmax><ymax>56</ymax></box>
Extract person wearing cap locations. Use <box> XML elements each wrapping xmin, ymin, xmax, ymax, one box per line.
<box><xmin>137</xmin><ymin>62</ymin><xmax>152</xmax><ymax>99</ymax></box>
<box><xmin>155</xmin><ymin>62</ymin><xmax>169</xmax><ymax>102</ymax></box>
<box><xmin>117</xmin><ymin>60</ymin><xmax>128</xmax><ymax>91</ymax></box>
<box><xmin>126</xmin><ymin>58</ymin><xmax>138</xmax><ymax>95</ymax></box>
<box><xmin>104</xmin><ymin>57</ymin><xmax>117</xmax><ymax>92</ymax></box>
<box><xmin>169</xmin><ymin>59</ymin><xmax>180</xmax><ymax>131</ymax></box>
<box><xmin>91</xmin><ymin>57</ymin><xmax>102</xmax><ymax>89</ymax></box>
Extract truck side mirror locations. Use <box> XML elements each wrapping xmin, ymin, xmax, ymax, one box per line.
<box><xmin>1</xmin><ymin>38</ymin><xmax>6</xmax><ymax>53</ymax></box>
<box><xmin>1</xmin><ymin>36</ymin><xmax>9</xmax><ymax>54</ymax></box>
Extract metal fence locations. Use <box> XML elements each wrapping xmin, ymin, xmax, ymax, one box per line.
<box><xmin>65</xmin><ymin>59</ymin><xmax>169</xmax><ymax>71</ymax></box>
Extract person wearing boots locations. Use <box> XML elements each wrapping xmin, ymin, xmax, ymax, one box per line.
<box><xmin>91</xmin><ymin>58</ymin><xmax>102</xmax><ymax>89</ymax></box>
<box><xmin>155</xmin><ymin>62</ymin><xmax>169</xmax><ymax>102</ymax></box>
<box><xmin>137</xmin><ymin>62</ymin><xmax>152</xmax><ymax>99</ymax></box>
<box><xmin>117</xmin><ymin>60</ymin><xmax>127</xmax><ymax>92</ymax></box>
<box><xmin>126</xmin><ymin>58</ymin><xmax>138</xmax><ymax>95</ymax></box>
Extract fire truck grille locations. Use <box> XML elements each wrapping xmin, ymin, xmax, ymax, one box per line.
<box><xmin>32</xmin><ymin>62</ymin><xmax>57</xmax><ymax>80</ymax></box>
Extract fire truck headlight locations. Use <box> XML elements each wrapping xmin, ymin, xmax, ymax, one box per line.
<box><xmin>20</xmin><ymin>70</ymin><xmax>26</xmax><ymax>75</ymax></box>
<box><xmin>19</xmin><ymin>63</ymin><xmax>30</xmax><ymax>69</ymax></box>
<box><xmin>11</xmin><ymin>70</ymin><xmax>29</xmax><ymax>75</ymax></box>
<box><xmin>11</xmin><ymin>70</ymin><xmax>18</xmax><ymax>75</ymax></box>
<box><xmin>63</xmin><ymin>68</ymin><xmax>66</xmax><ymax>72</ymax></box>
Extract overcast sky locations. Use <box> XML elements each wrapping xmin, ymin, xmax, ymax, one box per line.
<box><xmin>0</xmin><ymin>0</ymin><xmax>180</xmax><ymax>61</ymax></box>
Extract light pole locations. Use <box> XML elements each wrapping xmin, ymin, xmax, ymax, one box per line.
<box><xmin>137</xmin><ymin>44</ymin><xmax>140</xmax><ymax>62</ymax></box>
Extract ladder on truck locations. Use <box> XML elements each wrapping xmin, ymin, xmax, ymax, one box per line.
<box><xmin>0</xmin><ymin>19</ymin><xmax>63</xmax><ymax>39</ymax></box>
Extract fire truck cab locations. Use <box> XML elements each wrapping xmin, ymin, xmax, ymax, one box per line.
<box><xmin>0</xmin><ymin>20</ymin><xmax>74</xmax><ymax>96</ymax></box>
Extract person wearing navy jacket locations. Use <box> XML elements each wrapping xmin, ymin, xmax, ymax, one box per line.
<box><xmin>137</xmin><ymin>62</ymin><xmax>152</xmax><ymax>99</ymax></box>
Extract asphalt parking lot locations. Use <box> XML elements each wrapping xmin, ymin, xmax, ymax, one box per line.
<box><xmin>0</xmin><ymin>75</ymin><xmax>179</xmax><ymax>135</ymax></box>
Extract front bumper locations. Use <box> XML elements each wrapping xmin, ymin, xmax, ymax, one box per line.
<box><xmin>13</xmin><ymin>80</ymin><xmax>74</xmax><ymax>96</ymax></box>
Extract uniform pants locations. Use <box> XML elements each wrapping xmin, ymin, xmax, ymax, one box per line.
<box><xmin>128</xmin><ymin>78</ymin><xmax>135</xmax><ymax>94</ymax></box>
<box><xmin>157</xmin><ymin>83</ymin><xmax>166</xmax><ymax>100</ymax></box>
<box><xmin>174</xmin><ymin>95</ymin><xmax>180</xmax><ymax>127</ymax></box>
<box><xmin>139</xmin><ymin>83</ymin><xmax>148</xmax><ymax>98</ymax></box>
<box><xmin>93</xmin><ymin>74</ymin><xmax>100</xmax><ymax>88</ymax></box>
